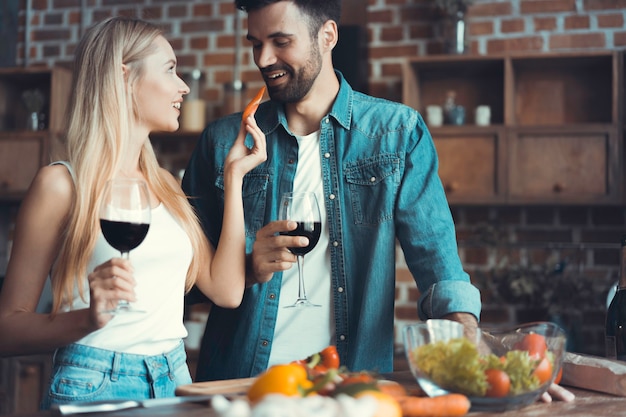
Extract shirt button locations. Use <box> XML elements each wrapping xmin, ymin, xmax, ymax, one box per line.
<box><xmin>324</xmin><ymin>118</ymin><xmax>329</xmax><ymax>123</ymax></box>
<box><xmin>288</xmin><ymin>159</ymin><xmax>294</xmax><ymax>164</ymax></box>
<box><xmin>339</xmin><ymin>335</ymin><xmax>346</xmax><ymax>341</ymax></box>
<box><xmin>324</xmin><ymin>152</ymin><xmax>330</xmax><ymax>158</ymax></box>
<box><xmin>370</xmin><ymin>176</ymin><xmax>376</xmax><ymax>182</ymax></box>
<box><xmin>329</xmin><ymin>194</ymin><xmax>336</xmax><ymax>200</ymax></box>
<box><xmin>261</xmin><ymin>340</ymin><xmax>269</xmax><ymax>347</ymax></box>
<box><xmin>269</xmin><ymin>293</ymin><xmax>276</xmax><ymax>300</ymax></box>
<box><xmin>332</xmin><ymin>241</ymin><xmax>339</xmax><ymax>247</ymax></box>
<box><xmin>337</xmin><ymin>287</ymin><xmax>344</xmax><ymax>293</ymax></box>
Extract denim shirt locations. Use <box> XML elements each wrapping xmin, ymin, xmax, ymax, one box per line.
<box><xmin>182</xmin><ymin>71</ymin><xmax>481</xmax><ymax>381</ymax></box>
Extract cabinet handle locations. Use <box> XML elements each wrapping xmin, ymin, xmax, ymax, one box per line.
<box><xmin>553</xmin><ymin>183</ymin><xmax>565</xmax><ymax>193</ymax></box>
<box><xmin>20</xmin><ymin>365</ymin><xmax>38</xmax><ymax>377</ymax></box>
<box><xmin>444</xmin><ymin>181</ymin><xmax>459</xmax><ymax>193</ymax></box>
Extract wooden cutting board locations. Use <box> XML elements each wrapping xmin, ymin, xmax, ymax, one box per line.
<box><xmin>175</xmin><ymin>377</ymin><xmax>256</xmax><ymax>397</ymax></box>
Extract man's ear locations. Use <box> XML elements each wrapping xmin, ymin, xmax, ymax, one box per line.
<box><xmin>320</xmin><ymin>20</ymin><xmax>338</xmax><ymax>51</ymax></box>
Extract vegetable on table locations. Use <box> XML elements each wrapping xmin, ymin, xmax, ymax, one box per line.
<box><xmin>247</xmin><ymin>363</ymin><xmax>312</xmax><ymax>403</ymax></box>
<box><xmin>242</xmin><ymin>85</ymin><xmax>266</xmax><ymax>121</ymax></box>
<box><xmin>396</xmin><ymin>393</ymin><xmax>471</xmax><ymax>417</ymax></box>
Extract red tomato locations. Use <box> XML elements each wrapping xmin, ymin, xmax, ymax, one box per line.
<box><xmin>517</xmin><ymin>333</ymin><xmax>548</xmax><ymax>359</ymax></box>
<box><xmin>554</xmin><ymin>366</ymin><xmax>563</xmax><ymax>385</ymax></box>
<box><xmin>533</xmin><ymin>357</ymin><xmax>553</xmax><ymax>384</ymax></box>
<box><xmin>485</xmin><ymin>369</ymin><xmax>511</xmax><ymax>398</ymax></box>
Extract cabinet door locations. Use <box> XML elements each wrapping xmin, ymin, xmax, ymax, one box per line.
<box><xmin>0</xmin><ymin>135</ymin><xmax>46</xmax><ymax>199</ymax></box>
<box><xmin>0</xmin><ymin>354</ymin><xmax>52</xmax><ymax>414</ymax></box>
<box><xmin>507</xmin><ymin>128</ymin><xmax>619</xmax><ymax>203</ymax></box>
<box><xmin>433</xmin><ymin>129</ymin><xmax>505</xmax><ymax>204</ymax></box>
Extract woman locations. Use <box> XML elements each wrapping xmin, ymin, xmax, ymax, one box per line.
<box><xmin>0</xmin><ymin>16</ymin><xmax>266</xmax><ymax>407</ymax></box>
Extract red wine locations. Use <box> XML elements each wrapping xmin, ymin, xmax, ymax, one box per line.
<box><xmin>280</xmin><ymin>221</ymin><xmax>321</xmax><ymax>256</ymax></box>
<box><xmin>100</xmin><ymin>219</ymin><xmax>150</xmax><ymax>253</ymax></box>
<box><xmin>606</xmin><ymin>236</ymin><xmax>626</xmax><ymax>360</ymax></box>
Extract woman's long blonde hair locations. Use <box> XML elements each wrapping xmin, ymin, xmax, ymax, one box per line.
<box><xmin>51</xmin><ymin>17</ymin><xmax>209</xmax><ymax>313</ymax></box>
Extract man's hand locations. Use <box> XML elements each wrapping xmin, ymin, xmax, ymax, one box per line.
<box><xmin>246</xmin><ymin>220</ymin><xmax>309</xmax><ymax>286</ymax></box>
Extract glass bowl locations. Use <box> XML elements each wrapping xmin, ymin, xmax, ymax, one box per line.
<box><xmin>403</xmin><ymin>320</ymin><xmax>567</xmax><ymax>412</ymax></box>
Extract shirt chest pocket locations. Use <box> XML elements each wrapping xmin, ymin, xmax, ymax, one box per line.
<box><xmin>344</xmin><ymin>156</ymin><xmax>400</xmax><ymax>226</ymax></box>
<box><xmin>216</xmin><ymin>170</ymin><xmax>269</xmax><ymax>238</ymax></box>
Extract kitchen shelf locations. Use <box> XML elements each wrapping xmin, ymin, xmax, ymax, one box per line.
<box><xmin>402</xmin><ymin>51</ymin><xmax>624</xmax><ymax>205</ymax></box>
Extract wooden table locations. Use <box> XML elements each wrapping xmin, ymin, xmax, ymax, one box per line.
<box><xmin>8</xmin><ymin>372</ymin><xmax>626</xmax><ymax>417</ymax></box>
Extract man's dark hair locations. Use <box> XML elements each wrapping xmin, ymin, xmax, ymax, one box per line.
<box><xmin>235</xmin><ymin>0</ymin><xmax>341</xmax><ymax>38</ymax></box>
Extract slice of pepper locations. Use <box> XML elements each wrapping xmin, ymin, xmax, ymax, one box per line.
<box><xmin>242</xmin><ymin>85</ymin><xmax>266</xmax><ymax>121</ymax></box>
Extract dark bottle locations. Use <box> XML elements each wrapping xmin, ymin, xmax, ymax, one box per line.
<box><xmin>605</xmin><ymin>236</ymin><xmax>626</xmax><ymax>360</ymax></box>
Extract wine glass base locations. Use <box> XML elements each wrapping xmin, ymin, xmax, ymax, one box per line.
<box><xmin>284</xmin><ymin>299</ymin><xmax>321</xmax><ymax>308</ymax></box>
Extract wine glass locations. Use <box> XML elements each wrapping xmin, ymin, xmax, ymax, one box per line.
<box><xmin>99</xmin><ymin>178</ymin><xmax>151</xmax><ymax>314</ymax></box>
<box><xmin>278</xmin><ymin>192</ymin><xmax>322</xmax><ymax>308</ymax></box>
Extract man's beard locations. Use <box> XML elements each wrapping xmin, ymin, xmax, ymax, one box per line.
<box><xmin>265</xmin><ymin>42</ymin><xmax>323</xmax><ymax>103</ymax></box>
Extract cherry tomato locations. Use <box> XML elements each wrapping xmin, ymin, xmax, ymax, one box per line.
<box><xmin>516</xmin><ymin>333</ymin><xmax>548</xmax><ymax>359</ymax></box>
<box><xmin>319</xmin><ymin>345</ymin><xmax>340</xmax><ymax>369</ymax></box>
<box><xmin>484</xmin><ymin>368</ymin><xmax>511</xmax><ymax>398</ymax></box>
<box><xmin>533</xmin><ymin>357</ymin><xmax>553</xmax><ymax>384</ymax></box>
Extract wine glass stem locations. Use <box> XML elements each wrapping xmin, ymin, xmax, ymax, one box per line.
<box><xmin>121</xmin><ymin>251</ymin><xmax>129</xmax><ymax>260</ymax></box>
<box><xmin>297</xmin><ymin>255</ymin><xmax>307</xmax><ymax>300</ymax></box>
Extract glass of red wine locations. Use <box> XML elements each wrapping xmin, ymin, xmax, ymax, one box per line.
<box><xmin>99</xmin><ymin>178</ymin><xmax>151</xmax><ymax>314</ymax></box>
<box><xmin>279</xmin><ymin>192</ymin><xmax>322</xmax><ymax>308</ymax></box>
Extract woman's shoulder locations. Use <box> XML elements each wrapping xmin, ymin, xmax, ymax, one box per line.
<box><xmin>30</xmin><ymin>164</ymin><xmax>75</xmax><ymax>202</ymax></box>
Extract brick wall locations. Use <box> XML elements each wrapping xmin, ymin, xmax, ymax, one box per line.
<box><xmin>12</xmin><ymin>0</ymin><xmax>626</xmax><ymax>356</ymax></box>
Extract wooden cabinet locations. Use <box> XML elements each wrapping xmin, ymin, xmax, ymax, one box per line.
<box><xmin>0</xmin><ymin>354</ymin><xmax>52</xmax><ymax>414</ymax></box>
<box><xmin>0</xmin><ymin>66</ymin><xmax>72</xmax><ymax>201</ymax></box>
<box><xmin>402</xmin><ymin>51</ymin><xmax>623</xmax><ymax>205</ymax></box>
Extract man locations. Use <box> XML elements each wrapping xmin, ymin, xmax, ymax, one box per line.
<box><xmin>182</xmin><ymin>0</ymin><xmax>480</xmax><ymax>381</ymax></box>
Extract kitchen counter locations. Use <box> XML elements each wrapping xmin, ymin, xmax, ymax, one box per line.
<box><xmin>8</xmin><ymin>372</ymin><xmax>626</xmax><ymax>417</ymax></box>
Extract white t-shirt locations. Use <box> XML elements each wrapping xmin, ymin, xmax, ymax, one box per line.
<box><xmin>64</xmin><ymin>203</ymin><xmax>192</xmax><ymax>355</ymax></box>
<box><xmin>268</xmin><ymin>131</ymin><xmax>335</xmax><ymax>366</ymax></box>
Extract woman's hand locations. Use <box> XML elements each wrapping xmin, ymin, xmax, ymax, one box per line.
<box><xmin>87</xmin><ymin>258</ymin><xmax>136</xmax><ymax>328</ymax></box>
<box><xmin>224</xmin><ymin>115</ymin><xmax>267</xmax><ymax>179</ymax></box>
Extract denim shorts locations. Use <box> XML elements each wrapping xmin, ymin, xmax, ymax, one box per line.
<box><xmin>40</xmin><ymin>341</ymin><xmax>192</xmax><ymax>409</ymax></box>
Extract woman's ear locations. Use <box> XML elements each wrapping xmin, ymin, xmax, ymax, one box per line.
<box><xmin>122</xmin><ymin>63</ymin><xmax>130</xmax><ymax>82</ymax></box>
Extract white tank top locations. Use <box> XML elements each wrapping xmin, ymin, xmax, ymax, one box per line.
<box><xmin>268</xmin><ymin>131</ymin><xmax>334</xmax><ymax>366</ymax></box>
<box><xmin>55</xmin><ymin>164</ymin><xmax>193</xmax><ymax>355</ymax></box>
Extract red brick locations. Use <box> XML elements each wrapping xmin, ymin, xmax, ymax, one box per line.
<box><xmin>487</xmin><ymin>36</ymin><xmax>544</xmax><ymax>54</ymax></box>
<box><xmin>520</xmin><ymin>0</ymin><xmax>577</xmax><ymax>14</ymax></box>
<box><xmin>534</xmin><ymin>16</ymin><xmax>557</xmax><ymax>31</ymax></box>
<box><xmin>369</xmin><ymin>45</ymin><xmax>419</xmax><ymax>59</ymax></box>
<box><xmin>549</xmin><ymin>32</ymin><xmax>606</xmax><ymax>49</ymax></box>
<box><xmin>381</xmin><ymin>62</ymin><xmax>402</xmax><ymax>77</ymax></box>
<box><xmin>32</xmin><ymin>28</ymin><xmax>71</xmax><ymax>42</ymax></box>
<box><xmin>31</xmin><ymin>0</ymin><xmax>49</xmax><ymax>9</ymax></box>
<box><xmin>597</xmin><ymin>13</ymin><xmax>624</xmax><ymax>28</ymax></box>
<box><xmin>468</xmin><ymin>2</ymin><xmax>513</xmax><ymax>17</ymax></box>
<box><xmin>396</xmin><ymin>268</ymin><xmax>414</xmax><ymax>283</ymax></box>
<box><xmin>380</xmin><ymin>26</ymin><xmax>404</xmax><ymax>42</ymax></box>
<box><xmin>616</xmin><ymin>31</ymin><xmax>626</xmax><ymax>46</ymax></box>
<box><xmin>480</xmin><ymin>307</ymin><xmax>512</xmax><ymax>324</ymax></box>
<box><xmin>168</xmin><ymin>5</ymin><xmax>188</xmax><ymax>18</ymax></box>
<box><xmin>564</xmin><ymin>15</ymin><xmax>590</xmax><ymax>30</ymax></box>
<box><xmin>193</xmin><ymin>4</ymin><xmax>213</xmax><ymax>17</ymax></box>
<box><xmin>204</xmin><ymin>52</ymin><xmax>239</xmax><ymax>66</ymax></box>
<box><xmin>585</xmin><ymin>0</ymin><xmax>626</xmax><ymax>10</ymax></box>
<box><xmin>469</xmin><ymin>21</ymin><xmax>494</xmax><ymax>36</ymax></box>
<box><xmin>176</xmin><ymin>54</ymin><xmax>198</xmax><ymax>68</ymax></box>
<box><xmin>408</xmin><ymin>287</ymin><xmax>421</xmax><ymax>302</ymax></box>
<box><xmin>580</xmin><ymin>229</ymin><xmax>623</xmax><ymax>244</ymax></box>
<box><xmin>181</xmin><ymin>20</ymin><xmax>224</xmax><ymax>33</ymax></box>
<box><xmin>593</xmin><ymin>247</ymin><xmax>620</xmax><ymax>266</ymax></box>
<box><xmin>501</xmin><ymin>18</ymin><xmax>525</xmax><ymax>33</ymax></box>
<box><xmin>409</xmin><ymin>23</ymin><xmax>434</xmax><ymax>39</ymax></box>
<box><xmin>53</xmin><ymin>0</ymin><xmax>80</xmax><ymax>7</ymax></box>
<box><xmin>368</xmin><ymin>9</ymin><xmax>393</xmax><ymax>24</ymax></box>
<box><xmin>515</xmin><ymin>229</ymin><xmax>573</xmax><ymax>243</ymax></box>
<box><xmin>190</xmin><ymin>36</ymin><xmax>209</xmax><ymax>50</ymax></box>
<box><xmin>44</xmin><ymin>13</ymin><xmax>64</xmax><ymax>25</ymax></box>
<box><xmin>463</xmin><ymin>247</ymin><xmax>489</xmax><ymax>265</ymax></box>
<box><xmin>395</xmin><ymin>305</ymin><xmax>418</xmax><ymax>320</ymax></box>
<box><xmin>142</xmin><ymin>7</ymin><xmax>163</xmax><ymax>20</ymax></box>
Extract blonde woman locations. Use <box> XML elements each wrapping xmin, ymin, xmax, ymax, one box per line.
<box><xmin>0</xmin><ymin>16</ymin><xmax>266</xmax><ymax>407</ymax></box>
